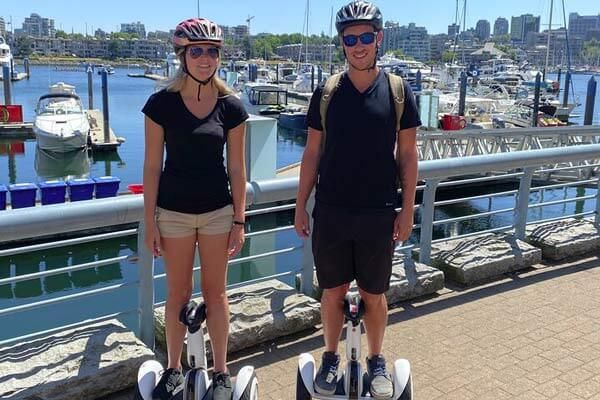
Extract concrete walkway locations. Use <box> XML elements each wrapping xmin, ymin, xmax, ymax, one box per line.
<box><xmin>104</xmin><ymin>252</ymin><xmax>600</xmax><ymax>400</ymax></box>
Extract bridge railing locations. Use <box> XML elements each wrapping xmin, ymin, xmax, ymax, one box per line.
<box><xmin>1</xmin><ymin>144</ymin><xmax>599</xmax><ymax>348</ymax></box>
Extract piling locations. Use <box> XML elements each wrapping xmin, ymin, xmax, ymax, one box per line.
<box><xmin>583</xmin><ymin>76</ymin><xmax>597</xmax><ymax>126</ymax></box>
<box><xmin>101</xmin><ymin>69</ymin><xmax>110</xmax><ymax>143</ymax></box>
<box><xmin>556</xmin><ymin>67</ymin><xmax>561</xmax><ymax>89</ymax></box>
<box><xmin>458</xmin><ymin>72</ymin><xmax>467</xmax><ymax>117</ymax></box>
<box><xmin>317</xmin><ymin>65</ymin><xmax>322</xmax><ymax>84</ymax></box>
<box><xmin>416</xmin><ymin>70</ymin><xmax>422</xmax><ymax>92</ymax></box>
<box><xmin>311</xmin><ymin>65</ymin><xmax>315</xmax><ymax>93</ymax></box>
<box><xmin>24</xmin><ymin>58</ymin><xmax>30</xmax><ymax>79</ymax></box>
<box><xmin>532</xmin><ymin>73</ymin><xmax>541</xmax><ymax>127</ymax></box>
<box><xmin>2</xmin><ymin>65</ymin><xmax>11</xmax><ymax>105</ymax></box>
<box><xmin>87</xmin><ymin>66</ymin><xmax>94</xmax><ymax>110</ymax></box>
<box><xmin>562</xmin><ymin>71</ymin><xmax>571</xmax><ymax>108</ymax></box>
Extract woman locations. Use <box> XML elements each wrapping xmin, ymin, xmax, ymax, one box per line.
<box><xmin>142</xmin><ymin>17</ymin><xmax>248</xmax><ymax>400</ymax></box>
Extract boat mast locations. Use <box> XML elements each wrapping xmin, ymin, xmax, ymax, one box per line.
<box><xmin>544</xmin><ymin>0</ymin><xmax>554</xmax><ymax>80</ymax></box>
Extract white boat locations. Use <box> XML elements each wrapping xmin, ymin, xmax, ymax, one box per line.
<box><xmin>0</xmin><ymin>36</ymin><xmax>12</xmax><ymax>66</ymax></box>
<box><xmin>239</xmin><ymin>82</ymin><xmax>303</xmax><ymax>117</ymax></box>
<box><xmin>165</xmin><ymin>52</ymin><xmax>180</xmax><ymax>78</ymax></box>
<box><xmin>33</xmin><ymin>83</ymin><xmax>90</xmax><ymax>153</ymax></box>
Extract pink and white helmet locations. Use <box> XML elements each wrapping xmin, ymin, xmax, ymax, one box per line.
<box><xmin>173</xmin><ymin>18</ymin><xmax>223</xmax><ymax>50</ymax></box>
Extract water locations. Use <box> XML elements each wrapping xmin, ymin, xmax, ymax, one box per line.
<box><xmin>0</xmin><ymin>65</ymin><xmax>597</xmax><ymax>341</ymax></box>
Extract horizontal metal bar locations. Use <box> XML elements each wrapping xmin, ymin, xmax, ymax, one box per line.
<box><xmin>0</xmin><ymin>281</ymin><xmax>137</xmax><ymax>318</ymax></box>
<box><xmin>153</xmin><ymin>247</ymin><xmax>302</xmax><ymax>280</ymax></box>
<box><xmin>434</xmin><ymin>189</ymin><xmax>517</xmax><ymax>206</ymax></box>
<box><xmin>535</xmin><ymin>163</ymin><xmax>600</xmax><ymax>173</ymax></box>
<box><xmin>245</xmin><ymin>225</ymin><xmax>295</xmax><ymax>238</ymax></box>
<box><xmin>436</xmin><ymin>172</ymin><xmax>524</xmax><ymax>188</ymax></box>
<box><xmin>430</xmin><ymin>224</ymin><xmax>513</xmax><ymax>244</ymax></box>
<box><xmin>433</xmin><ymin>207</ymin><xmax>515</xmax><ymax>225</ymax></box>
<box><xmin>528</xmin><ymin>194</ymin><xmax>597</xmax><ymax>209</ymax></box>
<box><xmin>153</xmin><ymin>270</ymin><xmax>302</xmax><ymax>308</ymax></box>
<box><xmin>531</xmin><ymin>179</ymin><xmax>599</xmax><ymax>192</ymax></box>
<box><xmin>0</xmin><ymin>229</ymin><xmax>138</xmax><ymax>258</ymax></box>
<box><xmin>526</xmin><ymin>212</ymin><xmax>594</xmax><ymax>226</ymax></box>
<box><xmin>417</xmin><ymin>125</ymin><xmax>600</xmax><ymax>139</ymax></box>
<box><xmin>0</xmin><ymin>310</ymin><xmax>137</xmax><ymax>347</ymax></box>
<box><xmin>245</xmin><ymin>203</ymin><xmax>296</xmax><ymax>217</ymax></box>
<box><xmin>0</xmin><ymin>255</ymin><xmax>129</xmax><ymax>285</ymax></box>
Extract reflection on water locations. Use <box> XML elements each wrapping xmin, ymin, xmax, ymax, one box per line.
<box><xmin>34</xmin><ymin>146</ymin><xmax>90</xmax><ymax>180</ymax></box>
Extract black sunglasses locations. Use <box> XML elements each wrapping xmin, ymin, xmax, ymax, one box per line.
<box><xmin>342</xmin><ymin>32</ymin><xmax>376</xmax><ymax>47</ymax></box>
<box><xmin>188</xmin><ymin>46</ymin><xmax>220</xmax><ymax>59</ymax></box>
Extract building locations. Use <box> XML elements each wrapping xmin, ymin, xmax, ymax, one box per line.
<box><xmin>493</xmin><ymin>17</ymin><xmax>509</xmax><ymax>37</ymax></box>
<box><xmin>526</xmin><ymin>27</ymin><xmax>586</xmax><ymax>66</ymax></box>
<box><xmin>120</xmin><ymin>22</ymin><xmax>146</xmax><ymax>39</ymax></box>
<box><xmin>0</xmin><ymin>18</ymin><xmax>6</xmax><ymax>37</ymax></box>
<box><xmin>147</xmin><ymin>31</ymin><xmax>171</xmax><ymax>41</ymax></box>
<box><xmin>94</xmin><ymin>29</ymin><xmax>107</xmax><ymax>39</ymax></box>
<box><xmin>448</xmin><ymin>23</ymin><xmax>460</xmax><ymax>39</ymax></box>
<box><xmin>27</xmin><ymin>37</ymin><xmax>170</xmax><ymax>60</ymax></box>
<box><xmin>429</xmin><ymin>33</ymin><xmax>449</xmax><ymax>61</ymax></box>
<box><xmin>275</xmin><ymin>43</ymin><xmax>335</xmax><ymax>63</ymax></box>
<box><xmin>568</xmin><ymin>13</ymin><xmax>600</xmax><ymax>39</ymax></box>
<box><xmin>475</xmin><ymin>20</ymin><xmax>491</xmax><ymax>41</ymax></box>
<box><xmin>382</xmin><ymin>22</ymin><xmax>430</xmax><ymax>61</ymax></box>
<box><xmin>20</xmin><ymin>13</ymin><xmax>55</xmax><ymax>38</ymax></box>
<box><xmin>222</xmin><ymin>25</ymin><xmax>249</xmax><ymax>42</ymax></box>
<box><xmin>511</xmin><ymin>14</ymin><xmax>540</xmax><ymax>43</ymax></box>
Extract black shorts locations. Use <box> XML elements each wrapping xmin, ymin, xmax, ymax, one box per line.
<box><xmin>311</xmin><ymin>203</ymin><xmax>396</xmax><ymax>295</ymax></box>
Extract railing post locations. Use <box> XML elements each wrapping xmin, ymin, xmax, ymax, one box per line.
<box><xmin>300</xmin><ymin>194</ymin><xmax>315</xmax><ymax>297</ymax></box>
<box><xmin>595</xmin><ymin>175</ymin><xmax>600</xmax><ymax>229</ymax></box>
<box><xmin>137</xmin><ymin>221</ymin><xmax>155</xmax><ymax>349</ymax></box>
<box><xmin>514</xmin><ymin>167</ymin><xmax>534</xmax><ymax>240</ymax></box>
<box><xmin>419</xmin><ymin>179</ymin><xmax>440</xmax><ymax>265</ymax></box>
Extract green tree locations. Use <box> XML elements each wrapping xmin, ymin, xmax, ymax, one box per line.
<box><xmin>583</xmin><ymin>39</ymin><xmax>600</xmax><ymax>66</ymax></box>
<box><xmin>55</xmin><ymin>30</ymin><xmax>69</xmax><ymax>39</ymax></box>
<box><xmin>107</xmin><ymin>41</ymin><xmax>122</xmax><ymax>59</ymax></box>
<box><xmin>14</xmin><ymin>36</ymin><xmax>33</xmax><ymax>57</ymax></box>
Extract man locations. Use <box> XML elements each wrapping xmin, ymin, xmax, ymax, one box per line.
<box><xmin>294</xmin><ymin>1</ymin><xmax>420</xmax><ymax>398</ymax></box>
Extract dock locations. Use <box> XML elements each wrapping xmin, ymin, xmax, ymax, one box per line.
<box><xmin>0</xmin><ymin>72</ymin><xmax>29</xmax><ymax>82</ymax></box>
<box><xmin>127</xmin><ymin>73</ymin><xmax>166</xmax><ymax>81</ymax></box>
<box><xmin>0</xmin><ymin>122</ymin><xmax>34</xmax><ymax>139</ymax></box>
<box><xmin>86</xmin><ymin>109</ymin><xmax>125</xmax><ymax>151</ymax></box>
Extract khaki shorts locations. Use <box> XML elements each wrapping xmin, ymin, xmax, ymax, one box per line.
<box><xmin>156</xmin><ymin>204</ymin><xmax>234</xmax><ymax>238</ymax></box>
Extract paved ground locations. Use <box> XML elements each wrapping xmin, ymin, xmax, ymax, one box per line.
<box><xmin>106</xmin><ymin>251</ymin><xmax>600</xmax><ymax>399</ymax></box>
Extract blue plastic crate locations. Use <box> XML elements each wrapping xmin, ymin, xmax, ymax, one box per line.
<box><xmin>38</xmin><ymin>180</ymin><xmax>67</xmax><ymax>205</ymax></box>
<box><xmin>0</xmin><ymin>184</ymin><xmax>6</xmax><ymax>210</ymax></box>
<box><xmin>93</xmin><ymin>176</ymin><xmax>121</xmax><ymax>198</ymax></box>
<box><xmin>8</xmin><ymin>183</ymin><xmax>37</xmax><ymax>209</ymax></box>
<box><xmin>67</xmin><ymin>178</ymin><xmax>95</xmax><ymax>202</ymax></box>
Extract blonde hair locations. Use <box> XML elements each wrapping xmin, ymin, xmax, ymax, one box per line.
<box><xmin>162</xmin><ymin>50</ymin><xmax>234</xmax><ymax>96</ymax></box>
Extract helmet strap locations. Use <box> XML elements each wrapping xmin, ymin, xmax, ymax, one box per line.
<box><xmin>182</xmin><ymin>57</ymin><xmax>217</xmax><ymax>101</ymax></box>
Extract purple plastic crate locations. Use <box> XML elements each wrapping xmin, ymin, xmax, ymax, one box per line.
<box><xmin>67</xmin><ymin>178</ymin><xmax>95</xmax><ymax>201</ymax></box>
<box><xmin>38</xmin><ymin>180</ymin><xmax>67</xmax><ymax>205</ymax></box>
<box><xmin>0</xmin><ymin>184</ymin><xmax>6</xmax><ymax>210</ymax></box>
<box><xmin>93</xmin><ymin>176</ymin><xmax>120</xmax><ymax>199</ymax></box>
<box><xmin>8</xmin><ymin>183</ymin><xmax>37</xmax><ymax>209</ymax></box>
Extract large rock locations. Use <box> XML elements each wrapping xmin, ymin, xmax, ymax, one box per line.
<box><xmin>301</xmin><ymin>253</ymin><xmax>444</xmax><ymax>303</ymax></box>
<box><xmin>419</xmin><ymin>233</ymin><xmax>541</xmax><ymax>285</ymax></box>
<box><xmin>526</xmin><ymin>218</ymin><xmax>600</xmax><ymax>260</ymax></box>
<box><xmin>0</xmin><ymin>320</ymin><xmax>154</xmax><ymax>400</ymax></box>
<box><xmin>155</xmin><ymin>279</ymin><xmax>321</xmax><ymax>362</ymax></box>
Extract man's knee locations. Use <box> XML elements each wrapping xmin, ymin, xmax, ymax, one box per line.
<box><xmin>322</xmin><ymin>283</ymin><xmax>351</xmax><ymax>302</ymax></box>
<box><xmin>358</xmin><ymin>288</ymin><xmax>386</xmax><ymax>308</ymax></box>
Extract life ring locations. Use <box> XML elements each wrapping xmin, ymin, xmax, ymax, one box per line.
<box><xmin>471</xmin><ymin>70</ymin><xmax>479</xmax><ymax>77</ymax></box>
<box><xmin>0</xmin><ymin>107</ymin><xmax>9</xmax><ymax>123</ymax></box>
<box><xmin>551</xmin><ymin>81</ymin><xmax>560</xmax><ymax>90</ymax></box>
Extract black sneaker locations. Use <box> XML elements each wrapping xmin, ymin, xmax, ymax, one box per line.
<box><xmin>314</xmin><ymin>351</ymin><xmax>340</xmax><ymax>395</ymax></box>
<box><xmin>152</xmin><ymin>368</ymin><xmax>184</xmax><ymax>400</ymax></box>
<box><xmin>367</xmin><ymin>355</ymin><xmax>393</xmax><ymax>400</ymax></box>
<box><xmin>212</xmin><ymin>371</ymin><xmax>232</xmax><ymax>400</ymax></box>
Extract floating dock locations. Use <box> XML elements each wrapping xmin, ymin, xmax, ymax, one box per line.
<box><xmin>127</xmin><ymin>73</ymin><xmax>166</xmax><ymax>81</ymax></box>
<box><xmin>0</xmin><ymin>72</ymin><xmax>29</xmax><ymax>82</ymax></box>
<box><xmin>86</xmin><ymin>109</ymin><xmax>125</xmax><ymax>151</ymax></box>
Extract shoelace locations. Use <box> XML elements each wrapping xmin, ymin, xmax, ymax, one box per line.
<box><xmin>370</xmin><ymin>361</ymin><xmax>388</xmax><ymax>377</ymax></box>
<box><xmin>213</xmin><ymin>373</ymin><xmax>230</xmax><ymax>387</ymax></box>
<box><xmin>164</xmin><ymin>370</ymin><xmax>181</xmax><ymax>391</ymax></box>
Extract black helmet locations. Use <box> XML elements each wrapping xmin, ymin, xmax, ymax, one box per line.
<box><xmin>335</xmin><ymin>1</ymin><xmax>383</xmax><ymax>34</ymax></box>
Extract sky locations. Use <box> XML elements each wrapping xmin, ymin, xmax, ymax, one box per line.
<box><xmin>1</xmin><ymin>0</ymin><xmax>598</xmax><ymax>37</ymax></box>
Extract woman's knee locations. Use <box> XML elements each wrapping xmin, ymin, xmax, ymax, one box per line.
<box><xmin>202</xmin><ymin>289</ymin><xmax>228</xmax><ymax>306</ymax></box>
<box><xmin>166</xmin><ymin>285</ymin><xmax>193</xmax><ymax>305</ymax></box>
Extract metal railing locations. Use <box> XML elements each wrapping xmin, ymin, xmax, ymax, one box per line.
<box><xmin>1</xmin><ymin>144</ymin><xmax>599</xmax><ymax>349</ymax></box>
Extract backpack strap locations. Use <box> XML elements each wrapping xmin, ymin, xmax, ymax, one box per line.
<box><xmin>386</xmin><ymin>72</ymin><xmax>406</xmax><ymax>133</ymax></box>
<box><xmin>319</xmin><ymin>72</ymin><xmax>344</xmax><ymax>153</ymax></box>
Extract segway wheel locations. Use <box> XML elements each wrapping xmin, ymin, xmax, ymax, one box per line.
<box><xmin>133</xmin><ymin>384</ymin><xmax>145</xmax><ymax>400</ymax></box>
<box><xmin>296</xmin><ymin>367</ymin><xmax>312</xmax><ymax>400</ymax></box>
<box><xmin>238</xmin><ymin>376</ymin><xmax>259</xmax><ymax>400</ymax></box>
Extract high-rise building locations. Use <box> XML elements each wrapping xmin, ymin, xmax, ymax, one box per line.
<box><xmin>511</xmin><ymin>14</ymin><xmax>540</xmax><ymax>42</ymax></box>
<box><xmin>493</xmin><ymin>17</ymin><xmax>509</xmax><ymax>36</ymax></box>
<box><xmin>21</xmin><ymin>13</ymin><xmax>55</xmax><ymax>38</ymax></box>
<box><xmin>120</xmin><ymin>22</ymin><xmax>146</xmax><ymax>38</ymax></box>
<box><xmin>0</xmin><ymin>18</ymin><xmax>5</xmax><ymax>37</ymax></box>
<box><xmin>475</xmin><ymin>20</ymin><xmax>491</xmax><ymax>41</ymax></box>
<box><xmin>448</xmin><ymin>23</ymin><xmax>460</xmax><ymax>39</ymax></box>
<box><xmin>382</xmin><ymin>22</ymin><xmax>430</xmax><ymax>61</ymax></box>
<box><xmin>568</xmin><ymin>13</ymin><xmax>600</xmax><ymax>38</ymax></box>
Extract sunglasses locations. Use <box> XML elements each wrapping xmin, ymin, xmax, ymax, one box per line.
<box><xmin>342</xmin><ymin>32</ymin><xmax>376</xmax><ymax>47</ymax></box>
<box><xmin>188</xmin><ymin>46</ymin><xmax>220</xmax><ymax>59</ymax></box>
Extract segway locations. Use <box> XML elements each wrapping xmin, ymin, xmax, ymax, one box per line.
<box><xmin>136</xmin><ymin>300</ymin><xmax>258</xmax><ymax>400</ymax></box>
<box><xmin>296</xmin><ymin>293</ymin><xmax>412</xmax><ymax>399</ymax></box>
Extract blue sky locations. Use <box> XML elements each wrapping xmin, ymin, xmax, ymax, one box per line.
<box><xmin>1</xmin><ymin>0</ymin><xmax>598</xmax><ymax>36</ymax></box>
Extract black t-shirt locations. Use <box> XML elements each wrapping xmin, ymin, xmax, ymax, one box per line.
<box><xmin>306</xmin><ymin>70</ymin><xmax>421</xmax><ymax>211</ymax></box>
<box><xmin>142</xmin><ymin>89</ymin><xmax>249</xmax><ymax>214</ymax></box>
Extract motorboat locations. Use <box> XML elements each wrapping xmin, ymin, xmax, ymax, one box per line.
<box><xmin>33</xmin><ymin>83</ymin><xmax>90</xmax><ymax>152</ymax></box>
<box><xmin>0</xmin><ymin>36</ymin><xmax>12</xmax><ymax>66</ymax></box>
